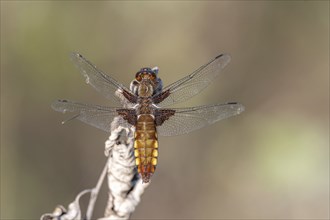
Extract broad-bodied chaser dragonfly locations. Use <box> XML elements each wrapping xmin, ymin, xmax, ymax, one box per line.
<box><xmin>52</xmin><ymin>53</ymin><xmax>244</xmax><ymax>183</ymax></box>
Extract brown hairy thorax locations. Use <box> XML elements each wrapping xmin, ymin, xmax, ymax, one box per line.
<box><xmin>137</xmin><ymin>79</ymin><xmax>154</xmax><ymax>98</ymax></box>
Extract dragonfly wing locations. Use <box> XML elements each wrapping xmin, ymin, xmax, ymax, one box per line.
<box><xmin>156</xmin><ymin>102</ymin><xmax>244</xmax><ymax>136</ymax></box>
<box><xmin>51</xmin><ymin>99</ymin><xmax>125</xmax><ymax>132</ymax></box>
<box><xmin>70</xmin><ymin>52</ymin><xmax>136</xmax><ymax>105</ymax></box>
<box><xmin>154</xmin><ymin>54</ymin><xmax>231</xmax><ymax>107</ymax></box>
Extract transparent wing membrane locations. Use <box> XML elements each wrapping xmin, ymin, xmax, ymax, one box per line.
<box><xmin>157</xmin><ymin>54</ymin><xmax>231</xmax><ymax>107</ymax></box>
<box><xmin>52</xmin><ymin>99</ymin><xmax>122</xmax><ymax>132</ymax></box>
<box><xmin>157</xmin><ymin>103</ymin><xmax>244</xmax><ymax>136</ymax></box>
<box><xmin>70</xmin><ymin>52</ymin><xmax>135</xmax><ymax>106</ymax></box>
<box><xmin>53</xmin><ymin>53</ymin><xmax>244</xmax><ymax>136</ymax></box>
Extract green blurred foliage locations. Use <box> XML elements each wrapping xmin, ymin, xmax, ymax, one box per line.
<box><xmin>1</xmin><ymin>1</ymin><xmax>328</xmax><ymax>219</ymax></box>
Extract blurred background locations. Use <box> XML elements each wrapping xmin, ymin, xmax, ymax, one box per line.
<box><xmin>1</xmin><ymin>1</ymin><xmax>329</xmax><ymax>219</ymax></box>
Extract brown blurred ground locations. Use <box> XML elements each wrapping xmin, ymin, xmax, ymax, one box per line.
<box><xmin>1</xmin><ymin>1</ymin><xmax>329</xmax><ymax>219</ymax></box>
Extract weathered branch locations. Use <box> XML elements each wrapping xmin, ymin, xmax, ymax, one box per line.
<box><xmin>102</xmin><ymin>117</ymin><xmax>149</xmax><ymax>219</ymax></box>
<box><xmin>41</xmin><ymin>116</ymin><xmax>149</xmax><ymax>220</ymax></box>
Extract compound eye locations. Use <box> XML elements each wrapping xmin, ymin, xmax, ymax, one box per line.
<box><xmin>135</xmin><ymin>73</ymin><xmax>142</xmax><ymax>81</ymax></box>
<box><xmin>150</xmin><ymin>73</ymin><xmax>156</xmax><ymax>80</ymax></box>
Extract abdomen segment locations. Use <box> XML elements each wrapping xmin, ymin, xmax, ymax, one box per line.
<box><xmin>134</xmin><ymin>114</ymin><xmax>158</xmax><ymax>183</ymax></box>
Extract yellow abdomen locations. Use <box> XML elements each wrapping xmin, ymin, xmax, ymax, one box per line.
<box><xmin>134</xmin><ymin>114</ymin><xmax>158</xmax><ymax>183</ymax></box>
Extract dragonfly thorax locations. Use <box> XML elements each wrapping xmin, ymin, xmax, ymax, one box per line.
<box><xmin>138</xmin><ymin>80</ymin><xmax>154</xmax><ymax>97</ymax></box>
<box><xmin>136</xmin><ymin>96</ymin><xmax>154</xmax><ymax>115</ymax></box>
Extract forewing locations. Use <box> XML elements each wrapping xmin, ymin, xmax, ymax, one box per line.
<box><xmin>70</xmin><ymin>52</ymin><xmax>136</xmax><ymax>106</ymax></box>
<box><xmin>156</xmin><ymin>54</ymin><xmax>231</xmax><ymax>107</ymax></box>
<box><xmin>157</xmin><ymin>103</ymin><xmax>244</xmax><ymax>136</ymax></box>
<box><xmin>51</xmin><ymin>99</ymin><xmax>124</xmax><ymax>132</ymax></box>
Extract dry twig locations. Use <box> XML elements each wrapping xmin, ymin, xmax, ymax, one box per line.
<box><xmin>41</xmin><ymin>117</ymin><xmax>148</xmax><ymax>220</ymax></box>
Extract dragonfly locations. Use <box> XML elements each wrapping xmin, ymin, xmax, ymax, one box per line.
<box><xmin>52</xmin><ymin>52</ymin><xmax>245</xmax><ymax>183</ymax></box>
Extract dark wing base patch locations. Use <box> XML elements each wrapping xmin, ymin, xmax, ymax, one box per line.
<box><xmin>116</xmin><ymin>109</ymin><xmax>137</xmax><ymax>125</ymax></box>
<box><xmin>152</xmin><ymin>90</ymin><xmax>170</xmax><ymax>104</ymax></box>
<box><xmin>122</xmin><ymin>89</ymin><xmax>138</xmax><ymax>103</ymax></box>
<box><xmin>155</xmin><ymin>109</ymin><xmax>176</xmax><ymax>126</ymax></box>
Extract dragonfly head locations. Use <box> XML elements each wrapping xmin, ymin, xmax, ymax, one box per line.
<box><xmin>135</xmin><ymin>67</ymin><xmax>157</xmax><ymax>82</ymax></box>
<box><xmin>134</xmin><ymin>67</ymin><xmax>162</xmax><ymax>97</ymax></box>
